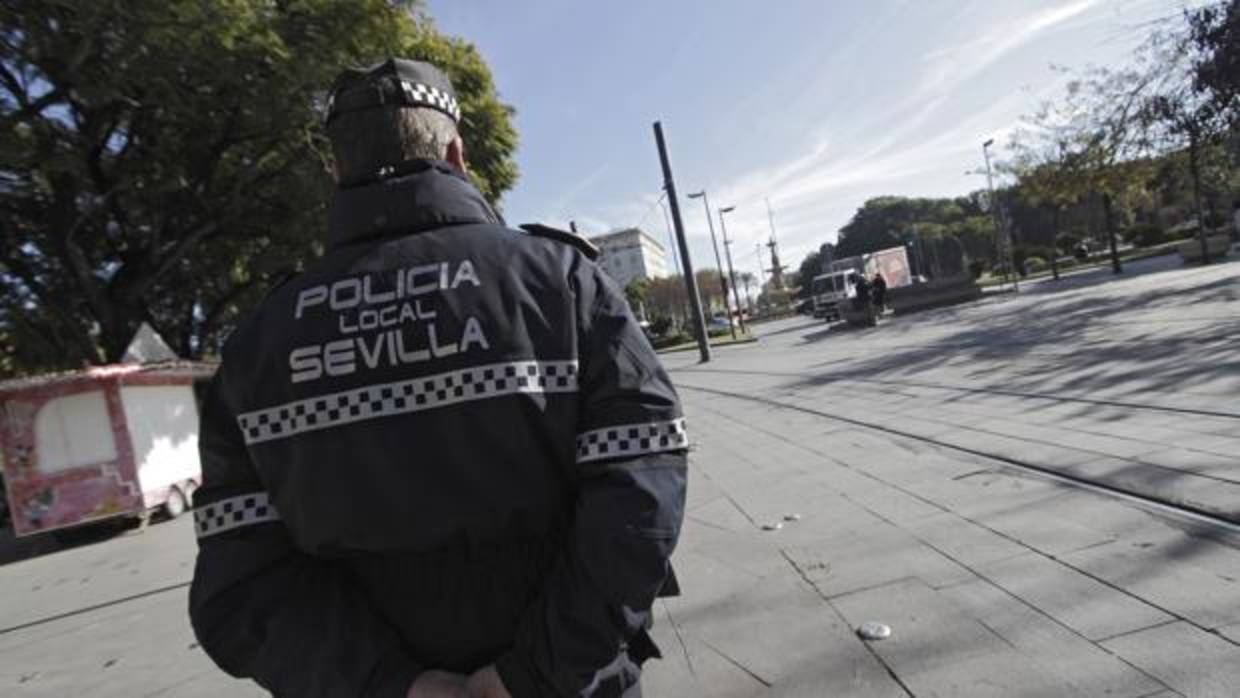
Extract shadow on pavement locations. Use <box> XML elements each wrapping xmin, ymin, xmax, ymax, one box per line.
<box><xmin>788</xmin><ymin>258</ymin><xmax>1240</xmax><ymax>418</ymax></box>
<box><xmin>753</xmin><ymin>317</ymin><xmax>824</xmax><ymax>339</ymax></box>
<box><xmin>0</xmin><ymin>517</ymin><xmax>153</xmax><ymax>567</ymax></box>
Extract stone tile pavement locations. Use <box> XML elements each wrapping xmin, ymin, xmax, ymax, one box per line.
<box><xmin>643</xmin><ymin>385</ymin><xmax>1240</xmax><ymax>696</ymax></box>
<box><xmin>0</xmin><ymin>253</ymin><xmax>1237</xmax><ymax>697</ymax></box>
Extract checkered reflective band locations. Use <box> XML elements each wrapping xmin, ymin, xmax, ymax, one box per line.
<box><xmin>195</xmin><ymin>492</ymin><xmax>280</xmax><ymax>538</ymax></box>
<box><xmin>400</xmin><ymin>80</ymin><xmax>461</xmax><ymax>122</ymax></box>
<box><xmin>237</xmin><ymin>360</ymin><xmax>579</xmax><ymax>445</ymax></box>
<box><xmin>576</xmin><ymin>417</ymin><xmax>689</xmax><ymax>464</ymax></box>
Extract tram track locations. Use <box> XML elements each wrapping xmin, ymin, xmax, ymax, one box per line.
<box><xmin>675</xmin><ymin>381</ymin><xmax>1240</xmax><ymax>537</ymax></box>
<box><xmin>675</xmin><ymin>366</ymin><xmax>1240</xmax><ymax>421</ymax></box>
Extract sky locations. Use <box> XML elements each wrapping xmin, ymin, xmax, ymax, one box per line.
<box><xmin>425</xmin><ymin>0</ymin><xmax>1192</xmax><ymax>280</ymax></box>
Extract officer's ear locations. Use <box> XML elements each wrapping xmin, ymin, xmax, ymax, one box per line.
<box><xmin>446</xmin><ymin>136</ymin><xmax>468</xmax><ymax>174</ymax></box>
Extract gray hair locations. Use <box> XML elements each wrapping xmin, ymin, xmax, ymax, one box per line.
<box><xmin>327</xmin><ymin>106</ymin><xmax>459</xmax><ymax>185</ymax></box>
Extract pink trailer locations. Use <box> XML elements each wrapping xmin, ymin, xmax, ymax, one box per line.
<box><xmin>0</xmin><ymin>362</ymin><xmax>214</xmax><ymax>537</ymax></box>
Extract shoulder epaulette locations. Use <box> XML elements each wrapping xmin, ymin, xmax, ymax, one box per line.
<box><xmin>519</xmin><ymin>223</ymin><xmax>599</xmax><ymax>260</ymax></box>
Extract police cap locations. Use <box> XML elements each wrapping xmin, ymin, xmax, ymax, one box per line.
<box><xmin>326</xmin><ymin>58</ymin><xmax>461</xmax><ymax>125</ymax></box>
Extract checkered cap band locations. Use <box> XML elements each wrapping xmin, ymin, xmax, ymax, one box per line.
<box><xmin>326</xmin><ymin>79</ymin><xmax>461</xmax><ymax>124</ymax></box>
<box><xmin>194</xmin><ymin>492</ymin><xmax>279</xmax><ymax>538</ymax></box>
<box><xmin>576</xmin><ymin>417</ymin><xmax>689</xmax><ymax>464</ymax></box>
<box><xmin>237</xmin><ymin>360</ymin><xmax>579</xmax><ymax>445</ymax></box>
<box><xmin>400</xmin><ymin>81</ymin><xmax>461</xmax><ymax>122</ymax></box>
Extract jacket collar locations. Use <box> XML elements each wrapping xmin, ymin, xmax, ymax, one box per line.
<box><xmin>328</xmin><ymin>159</ymin><xmax>501</xmax><ymax>249</ymax></box>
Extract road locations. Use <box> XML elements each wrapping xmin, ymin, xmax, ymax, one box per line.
<box><xmin>1</xmin><ymin>251</ymin><xmax>1238</xmax><ymax>696</ymax></box>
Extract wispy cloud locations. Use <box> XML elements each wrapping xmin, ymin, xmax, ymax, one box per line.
<box><xmin>544</xmin><ymin>164</ymin><xmax>611</xmax><ymax>223</ymax></box>
<box><xmin>918</xmin><ymin>0</ymin><xmax>1100</xmax><ymax>98</ymax></box>
<box><xmin>541</xmin><ymin>0</ymin><xmax>1133</xmax><ymax>274</ymax></box>
<box><xmin>648</xmin><ymin>1</ymin><xmax>1104</xmax><ymax>270</ymax></box>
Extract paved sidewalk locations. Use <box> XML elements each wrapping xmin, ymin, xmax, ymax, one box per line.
<box><xmin>642</xmin><ymin>256</ymin><xmax>1240</xmax><ymax>696</ymax></box>
<box><xmin>1</xmin><ymin>254</ymin><xmax>1236</xmax><ymax>697</ymax></box>
<box><xmin>666</xmin><ymin>255</ymin><xmax>1240</xmax><ymax>522</ymax></box>
<box><xmin>644</xmin><ymin>385</ymin><xmax>1240</xmax><ymax>697</ymax></box>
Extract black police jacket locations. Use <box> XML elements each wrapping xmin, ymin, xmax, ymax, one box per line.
<box><xmin>188</xmin><ymin>161</ymin><xmax>688</xmax><ymax>698</ymax></box>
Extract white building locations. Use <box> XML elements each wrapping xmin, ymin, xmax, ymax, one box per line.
<box><xmin>588</xmin><ymin>227</ymin><xmax>669</xmax><ymax>288</ymax></box>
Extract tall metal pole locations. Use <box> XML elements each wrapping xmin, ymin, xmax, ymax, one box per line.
<box><xmin>718</xmin><ymin>206</ymin><xmax>747</xmax><ymax>334</ymax></box>
<box><xmin>688</xmin><ymin>190</ymin><xmax>737</xmax><ymax>340</ymax></box>
<box><xmin>983</xmin><ymin>139</ymin><xmax>1017</xmax><ymax>292</ymax></box>
<box><xmin>654</xmin><ymin>122</ymin><xmax>710</xmax><ymax>363</ymax></box>
<box><xmin>659</xmin><ymin>199</ymin><xmax>691</xmax><ymax>328</ymax></box>
<box><xmin>658</xmin><ymin>199</ymin><xmax>681</xmax><ymax>277</ymax></box>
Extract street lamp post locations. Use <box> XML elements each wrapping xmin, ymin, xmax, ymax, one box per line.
<box><xmin>982</xmin><ymin>138</ymin><xmax>1018</xmax><ymax>292</ymax></box>
<box><xmin>653</xmin><ymin>122</ymin><xmax>710</xmax><ymax>362</ymax></box>
<box><xmin>687</xmin><ymin>190</ymin><xmax>737</xmax><ymax>339</ymax></box>
<box><xmin>718</xmin><ymin>205</ymin><xmax>747</xmax><ymax>335</ymax></box>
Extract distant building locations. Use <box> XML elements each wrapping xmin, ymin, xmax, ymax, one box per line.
<box><xmin>588</xmin><ymin>227</ymin><xmax>669</xmax><ymax>288</ymax></box>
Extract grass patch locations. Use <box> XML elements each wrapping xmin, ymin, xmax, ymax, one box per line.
<box><xmin>978</xmin><ymin>245</ymin><xmax>1182</xmax><ymax>288</ymax></box>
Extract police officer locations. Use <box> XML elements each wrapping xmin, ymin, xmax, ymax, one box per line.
<box><xmin>189</xmin><ymin>58</ymin><xmax>688</xmax><ymax>698</ymax></box>
<box><xmin>871</xmin><ymin>272</ymin><xmax>887</xmax><ymax>312</ymax></box>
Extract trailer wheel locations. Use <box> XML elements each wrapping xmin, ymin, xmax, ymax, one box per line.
<box><xmin>164</xmin><ymin>485</ymin><xmax>188</xmax><ymax>519</ymax></box>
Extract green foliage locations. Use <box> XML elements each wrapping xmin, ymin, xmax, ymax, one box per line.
<box><xmin>968</xmin><ymin>259</ymin><xmax>986</xmax><ymax>279</ymax></box>
<box><xmin>648</xmin><ymin>315</ymin><xmax>673</xmax><ymax>337</ymax></box>
<box><xmin>643</xmin><ymin>276</ymin><xmax>689</xmax><ymax>323</ymax></box>
<box><xmin>1012</xmin><ymin>245</ymin><xmax>1054</xmax><ymax>277</ymax></box>
<box><xmin>794</xmin><ymin>251</ymin><xmax>821</xmax><ymax>299</ymax></box>
<box><xmin>403</xmin><ymin>23</ymin><xmax>518</xmax><ymax>203</ymax></box>
<box><xmin>1122</xmin><ymin>222</ymin><xmax>1166</xmax><ymax>247</ymax></box>
<box><xmin>1003</xmin><ymin>6</ymin><xmax>1240</xmax><ymax>272</ymax></box>
<box><xmin>836</xmin><ymin>197</ymin><xmax>917</xmax><ymax>257</ymax></box>
<box><xmin>650</xmin><ymin>332</ymin><xmax>692</xmax><ymax>350</ymax></box>
<box><xmin>624</xmin><ymin>278</ymin><xmax>650</xmax><ymax>312</ymax></box>
<box><xmin>832</xmin><ymin>196</ymin><xmax>995</xmax><ymax>270</ymax></box>
<box><xmin>0</xmin><ymin>0</ymin><xmax>518</xmax><ymax>377</ymax></box>
<box><xmin>1187</xmin><ymin>0</ymin><xmax>1240</xmax><ymax>126</ymax></box>
<box><xmin>694</xmin><ymin>269</ymin><xmax>727</xmax><ymax>311</ymax></box>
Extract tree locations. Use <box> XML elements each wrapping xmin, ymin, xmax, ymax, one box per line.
<box><xmin>623</xmin><ymin>277</ymin><xmax>650</xmax><ymax>317</ymax></box>
<box><xmin>694</xmin><ymin>268</ymin><xmax>726</xmax><ymax>314</ymax></box>
<box><xmin>644</xmin><ymin>276</ymin><xmax>689</xmax><ymax>328</ymax></box>
<box><xmin>1005</xmin><ymin>8</ymin><xmax>1238</xmax><ymax>273</ymax></box>
<box><xmin>794</xmin><ymin>250</ymin><xmax>821</xmax><ymax>299</ymax></box>
<box><xmin>736</xmin><ymin>271</ymin><xmax>758</xmax><ymax>311</ymax></box>
<box><xmin>835</xmin><ymin>196</ymin><xmax>982</xmax><ymax>260</ymax></box>
<box><xmin>1018</xmin><ymin>63</ymin><xmax>1165</xmax><ymax>274</ymax></box>
<box><xmin>1187</xmin><ymin>0</ymin><xmax>1240</xmax><ymax>126</ymax></box>
<box><xmin>1142</xmin><ymin>92</ymin><xmax>1229</xmax><ymax>262</ymax></box>
<box><xmin>835</xmin><ymin>197</ymin><xmax>912</xmax><ymax>257</ymax></box>
<box><xmin>1008</xmin><ymin>121</ymin><xmax>1097</xmax><ymax>280</ymax></box>
<box><xmin>0</xmin><ymin>0</ymin><xmax>518</xmax><ymax>377</ymax></box>
<box><xmin>1136</xmin><ymin>8</ymin><xmax>1236</xmax><ymax>262</ymax></box>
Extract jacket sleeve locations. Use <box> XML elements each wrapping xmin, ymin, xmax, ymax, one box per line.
<box><xmin>188</xmin><ymin>368</ymin><xmax>420</xmax><ymax>698</ymax></box>
<box><xmin>497</xmin><ymin>263</ymin><xmax>689</xmax><ymax>697</ymax></box>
